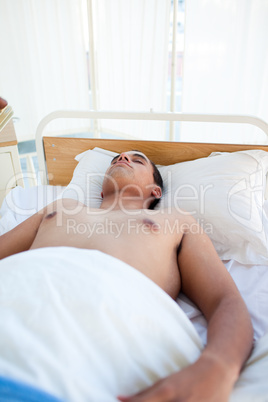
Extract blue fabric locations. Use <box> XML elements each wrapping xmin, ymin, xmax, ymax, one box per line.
<box><xmin>0</xmin><ymin>375</ymin><xmax>64</xmax><ymax>402</ymax></box>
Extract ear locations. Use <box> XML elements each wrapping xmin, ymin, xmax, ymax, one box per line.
<box><xmin>151</xmin><ymin>186</ymin><xmax>162</xmax><ymax>199</ymax></box>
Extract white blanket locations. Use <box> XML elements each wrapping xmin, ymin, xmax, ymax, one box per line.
<box><xmin>0</xmin><ymin>247</ymin><xmax>202</xmax><ymax>401</ymax></box>
<box><xmin>1</xmin><ymin>248</ymin><xmax>268</xmax><ymax>402</ymax></box>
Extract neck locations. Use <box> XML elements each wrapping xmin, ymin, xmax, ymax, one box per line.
<box><xmin>100</xmin><ymin>193</ymin><xmax>150</xmax><ymax>211</ymax></box>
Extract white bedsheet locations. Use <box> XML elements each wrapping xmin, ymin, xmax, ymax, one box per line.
<box><xmin>0</xmin><ymin>247</ymin><xmax>202</xmax><ymax>402</ymax></box>
<box><xmin>231</xmin><ymin>331</ymin><xmax>268</xmax><ymax>402</ymax></box>
<box><xmin>178</xmin><ymin>259</ymin><xmax>268</xmax><ymax>345</ymax></box>
<box><xmin>0</xmin><ymin>185</ymin><xmax>64</xmax><ymax>232</ymax></box>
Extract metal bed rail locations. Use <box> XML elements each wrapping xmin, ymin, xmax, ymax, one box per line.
<box><xmin>35</xmin><ymin>110</ymin><xmax>268</xmax><ymax>185</ymax></box>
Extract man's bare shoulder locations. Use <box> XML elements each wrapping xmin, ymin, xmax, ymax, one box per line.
<box><xmin>153</xmin><ymin>208</ymin><xmax>199</xmax><ymax>232</ymax></box>
<box><xmin>42</xmin><ymin>198</ymin><xmax>98</xmax><ymax>216</ymax></box>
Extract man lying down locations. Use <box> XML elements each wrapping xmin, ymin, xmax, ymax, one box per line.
<box><xmin>0</xmin><ymin>151</ymin><xmax>253</xmax><ymax>402</ymax></box>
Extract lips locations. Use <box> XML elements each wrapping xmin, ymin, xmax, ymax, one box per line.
<box><xmin>113</xmin><ymin>161</ymin><xmax>132</xmax><ymax>168</ymax></box>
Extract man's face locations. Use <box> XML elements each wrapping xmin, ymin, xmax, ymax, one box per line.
<box><xmin>102</xmin><ymin>151</ymin><xmax>157</xmax><ymax>198</ymax></box>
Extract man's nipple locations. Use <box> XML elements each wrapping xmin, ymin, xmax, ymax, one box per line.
<box><xmin>142</xmin><ymin>218</ymin><xmax>160</xmax><ymax>232</ymax></box>
<box><xmin>45</xmin><ymin>211</ymin><xmax>57</xmax><ymax>219</ymax></box>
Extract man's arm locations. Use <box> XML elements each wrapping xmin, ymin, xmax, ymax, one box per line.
<box><xmin>118</xmin><ymin>217</ymin><xmax>253</xmax><ymax>401</ymax></box>
<box><xmin>0</xmin><ymin>210</ymin><xmax>45</xmax><ymax>260</ymax></box>
<box><xmin>175</xmin><ymin>218</ymin><xmax>253</xmax><ymax>400</ymax></box>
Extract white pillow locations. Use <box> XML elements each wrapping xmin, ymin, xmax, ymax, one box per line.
<box><xmin>60</xmin><ymin>147</ymin><xmax>268</xmax><ymax>264</ymax></box>
<box><xmin>160</xmin><ymin>150</ymin><xmax>268</xmax><ymax>264</ymax></box>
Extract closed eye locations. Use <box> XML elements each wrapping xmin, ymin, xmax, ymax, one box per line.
<box><xmin>111</xmin><ymin>156</ymin><xmax>119</xmax><ymax>165</ymax></box>
<box><xmin>134</xmin><ymin>159</ymin><xmax>144</xmax><ymax>164</ymax></box>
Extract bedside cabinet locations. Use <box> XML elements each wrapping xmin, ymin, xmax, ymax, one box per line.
<box><xmin>0</xmin><ymin>118</ymin><xmax>24</xmax><ymax>207</ymax></box>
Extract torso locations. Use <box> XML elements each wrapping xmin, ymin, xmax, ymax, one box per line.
<box><xmin>31</xmin><ymin>199</ymin><xmax>190</xmax><ymax>299</ymax></box>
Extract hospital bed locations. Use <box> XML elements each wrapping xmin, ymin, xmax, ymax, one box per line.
<box><xmin>0</xmin><ymin>110</ymin><xmax>268</xmax><ymax>401</ymax></box>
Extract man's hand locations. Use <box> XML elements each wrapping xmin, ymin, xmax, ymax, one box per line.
<box><xmin>118</xmin><ymin>354</ymin><xmax>235</xmax><ymax>402</ymax></box>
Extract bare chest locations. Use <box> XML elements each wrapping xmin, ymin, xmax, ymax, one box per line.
<box><xmin>32</xmin><ymin>208</ymin><xmax>184</xmax><ymax>298</ymax></box>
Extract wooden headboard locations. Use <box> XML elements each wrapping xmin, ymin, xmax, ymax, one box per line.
<box><xmin>43</xmin><ymin>137</ymin><xmax>268</xmax><ymax>186</ymax></box>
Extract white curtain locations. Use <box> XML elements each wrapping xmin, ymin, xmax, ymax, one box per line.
<box><xmin>0</xmin><ymin>0</ymin><xmax>90</xmax><ymax>141</ymax></box>
<box><xmin>90</xmin><ymin>0</ymin><xmax>171</xmax><ymax>140</ymax></box>
<box><xmin>181</xmin><ymin>0</ymin><xmax>268</xmax><ymax>144</ymax></box>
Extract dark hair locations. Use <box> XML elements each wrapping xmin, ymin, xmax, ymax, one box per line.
<box><xmin>149</xmin><ymin>159</ymin><xmax>163</xmax><ymax>210</ymax></box>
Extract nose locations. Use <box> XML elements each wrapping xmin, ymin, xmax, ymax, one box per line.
<box><xmin>118</xmin><ymin>152</ymin><xmax>130</xmax><ymax>162</ymax></box>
